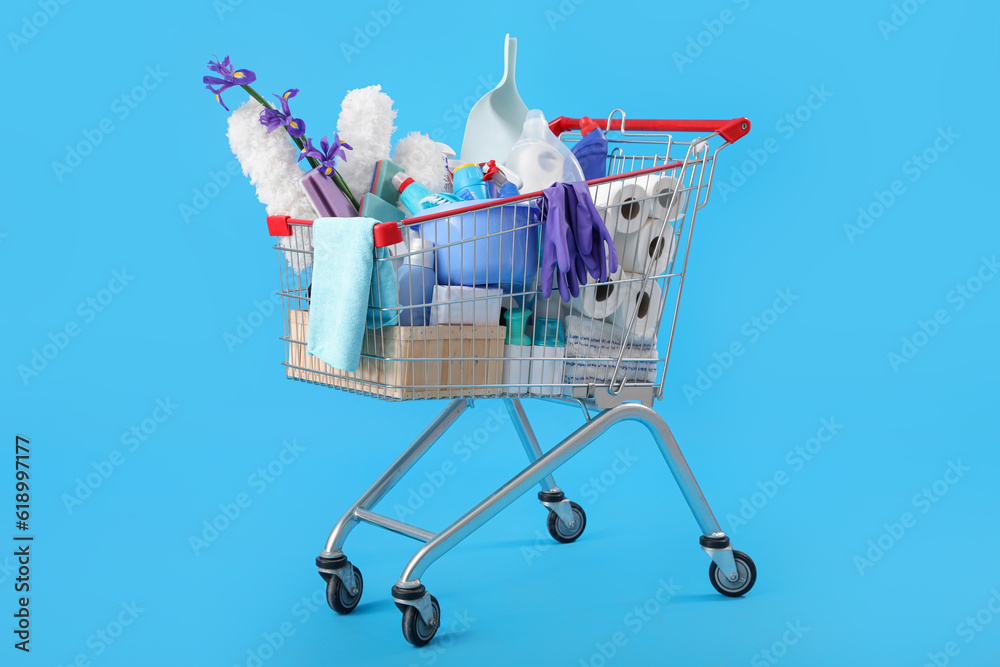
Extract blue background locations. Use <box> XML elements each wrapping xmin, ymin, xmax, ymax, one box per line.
<box><xmin>4</xmin><ymin>0</ymin><xmax>999</xmax><ymax>665</ymax></box>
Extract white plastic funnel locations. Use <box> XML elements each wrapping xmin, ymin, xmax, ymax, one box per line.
<box><xmin>459</xmin><ymin>34</ymin><xmax>529</xmax><ymax>164</ymax></box>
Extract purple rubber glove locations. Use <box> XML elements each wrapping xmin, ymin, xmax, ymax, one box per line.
<box><xmin>569</xmin><ymin>181</ymin><xmax>618</xmax><ymax>282</ymax></box>
<box><xmin>540</xmin><ymin>184</ymin><xmax>569</xmax><ymax>299</ymax></box>
<box><xmin>541</xmin><ymin>184</ymin><xmax>583</xmax><ymax>301</ymax></box>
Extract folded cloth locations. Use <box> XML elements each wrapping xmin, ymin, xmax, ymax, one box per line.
<box><xmin>307</xmin><ymin>217</ymin><xmax>398</xmax><ymax>372</ymax></box>
<box><xmin>562</xmin><ymin>315</ymin><xmax>658</xmax><ymax>385</ymax></box>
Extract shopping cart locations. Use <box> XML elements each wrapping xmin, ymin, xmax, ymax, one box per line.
<box><xmin>266</xmin><ymin>111</ymin><xmax>755</xmax><ymax>647</ymax></box>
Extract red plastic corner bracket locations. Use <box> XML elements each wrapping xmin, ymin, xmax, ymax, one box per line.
<box><xmin>267</xmin><ymin>215</ymin><xmax>293</xmax><ymax>237</ymax></box>
<box><xmin>373</xmin><ymin>221</ymin><xmax>403</xmax><ymax>248</ymax></box>
<box><xmin>718</xmin><ymin>117</ymin><xmax>751</xmax><ymax>144</ymax></box>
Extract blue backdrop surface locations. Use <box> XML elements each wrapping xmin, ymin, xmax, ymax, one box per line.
<box><xmin>3</xmin><ymin>0</ymin><xmax>999</xmax><ymax>665</ymax></box>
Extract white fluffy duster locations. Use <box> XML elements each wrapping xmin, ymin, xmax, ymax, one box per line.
<box><xmin>336</xmin><ymin>84</ymin><xmax>397</xmax><ymax>200</ymax></box>
<box><xmin>227</xmin><ymin>99</ymin><xmax>315</xmax><ymax>271</ymax></box>
<box><xmin>392</xmin><ymin>131</ymin><xmax>450</xmax><ymax>193</ymax></box>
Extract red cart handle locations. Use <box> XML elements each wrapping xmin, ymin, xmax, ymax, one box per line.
<box><xmin>268</xmin><ymin>115</ymin><xmax>750</xmax><ymax>242</ymax></box>
<box><xmin>267</xmin><ymin>214</ymin><xmax>405</xmax><ymax>247</ymax></box>
<box><xmin>548</xmin><ymin>116</ymin><xmax>750</xmax><ymax>144</ymax></box>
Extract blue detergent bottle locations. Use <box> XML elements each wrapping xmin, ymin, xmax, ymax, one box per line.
<box><xmin>393</xmin><ymin>172</ymin><xmax>463</xmax><ymax>216</ymax></box>
<box><xmin>571</xmin><ymin>116</ymin><xmax>608</xmax><ymax>181</ymax></box>
<box><xmin>453</xmin><ymin>163</ymin><xmax>490</xmax><ymax>200</ymax></box>
<box><xmin>396</xmin><ymin>237</ymin><xmax>436</xmax><ymax>325</ymax></box>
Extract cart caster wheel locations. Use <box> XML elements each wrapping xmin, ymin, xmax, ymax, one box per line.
<box><xmin>546</xmin><ymin>501</ymin><xmax>587</xmax><ymax>543</ymax></box>
<box><xmin>709</xmin><ymin>550</ymin><xmax>756</xmax><ymax>597</ymax></box>
<box><xmin>326</xmin><ymin>564</ymin><xmax>363</xmax><ymax>614</ymax></box>
<box><xmin>401</xmin><ymin>595</ymin><xmax>440</xmax><ymax>647</ymax></box>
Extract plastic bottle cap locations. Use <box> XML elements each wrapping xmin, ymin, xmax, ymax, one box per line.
<box><xmin>404</xmin><ymin>237</ymin><xmax>435</xmax><ymax>269</ymax></box>
<box><xmin>580</xmin><ymin>116</ymin><xmax>600</xmax><ymax>135</ymax></box>
<box><xmin>392</xmin><ymin>173</ymin><xmax>414</xmax><ymax>192</ymax></box>
<box><xmin>502</xmin><ymin>308</ymin><xmax>532</xmax><ymax>346</ymax></box>
<box><xmin>533</xmin><ymin>318</ymin><xmax>565</xmax><ymax>347</ymax></box>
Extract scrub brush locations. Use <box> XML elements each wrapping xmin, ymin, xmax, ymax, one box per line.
<box><xmin>392</xmin><ymin>131</ymin><xmax>450</xmax><ymax>193</ymax></box>
<box><xmin>336</xmin><ymin>84</ymin><xmax>397</xmax><ymax>201</ymax></box>
<box><xmin>228</xmin><ymin>99</ymin><xmax>315</xmax><ymax>271</ymax></box>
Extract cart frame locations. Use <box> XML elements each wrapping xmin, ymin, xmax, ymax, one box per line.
<box><xmin>267</xmin><ymin>112</ymin><xmax>757</xmax><ymax>646</ymax></box>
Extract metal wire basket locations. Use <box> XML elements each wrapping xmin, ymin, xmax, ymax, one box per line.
<box><xmin>269</xmin><ymin>111</ymin><xmax>750</xmax><ymax>408</ymax></box>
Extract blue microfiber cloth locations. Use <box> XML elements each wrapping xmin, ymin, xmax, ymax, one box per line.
<box><xmin>308</xmin><ymin>217</ymin><xmax>398</xmax><ymax>372</ymax></box>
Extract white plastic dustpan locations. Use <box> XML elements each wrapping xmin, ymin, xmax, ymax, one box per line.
<box><xmin>459</xmin><ymin>34</ymin><xmax>529</xmax><ymax>164</ymax></box>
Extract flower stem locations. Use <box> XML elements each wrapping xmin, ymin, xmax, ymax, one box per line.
<box><xmin>332</xmin><ymin>170</ymin><xmax>360</xmax><ymax>211</ymax></box>
<box><xmin>240</xmin><ymin>83</ymin><xmax>320</xmax><ymax>169</ymax></box>
<box><xmin>239</xmin><ymin>83</ymin><xmax>357</xmax><ymax>210</ymax></box>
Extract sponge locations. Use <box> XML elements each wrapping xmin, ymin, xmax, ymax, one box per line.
<box><xmin>369</xmin><ymin>160</ymin><xmax>405</xmax><ymax>206</ymax></box>
<box><xmin>359</xmin><ymin>192</ymin><xmax>404</xmax><ymax>223</ymax></box>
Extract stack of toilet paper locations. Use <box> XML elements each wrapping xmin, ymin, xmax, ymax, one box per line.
<box><xmin>576</xmin><ymin>172</ymin><xmax>685</xmax><ymax>339</ymax></box>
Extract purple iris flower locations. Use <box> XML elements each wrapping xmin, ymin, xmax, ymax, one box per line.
<box><xmin>298</xmin><ymin>134</ymin><xmax>353</xmax><ymax>177</ymax></box>
<box><xmin>260</xmin><ymin>89</ymin><xmax>306</xmax><ymax>137</ymax></box>
<box><xmin>203</xmin><ymin>55</ymin><xmax>256</xmax><ymax>110</ymax></box>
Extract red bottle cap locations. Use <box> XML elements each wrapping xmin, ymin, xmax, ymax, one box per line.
<box><xmin>580</xmin><ymin>116</ymin><xmax>600</xmax><ymax>135</ymax></box>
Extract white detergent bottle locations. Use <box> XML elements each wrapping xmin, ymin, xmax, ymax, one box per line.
<box><xmin>504</xmin><ymin>109</ymin><xmax>586</xmax><ymax>193</ymax></box>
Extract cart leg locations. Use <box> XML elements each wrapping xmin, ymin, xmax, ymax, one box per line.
<box><xmin>392</xmin><ymin>403</ymin><xmax>751</xmax><ymax>611</ymax></box>
<box><xmin>503</xmin><ymin>398</ymin><xmax>585</xmax><ymax>540</ymax></box>
<box><xmin>317</xmin><ymin>398</ymin><xmax>471</xmax><ymax>609</ymax></box>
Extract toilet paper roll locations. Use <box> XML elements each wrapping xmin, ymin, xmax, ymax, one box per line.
<box><xmin>589</xmin><ymin>180</ymin><xmax>651</xmax><ymax>236</ymax></box>
<box><xmin>572</xmin><ymin>268</ymin><xmax>636</xmax><ymax>320</ymax></box>
<box><xmin>616</xmin><ymin>218</ymin><xmax>676</xmax><ymax>277</ymax></box>
<box><xmin>635</xmin><ymin>174</ymin><xmax>686</xmax><ymax>222</ymax></box>
<box><xmin>617</xmin><ymin>277</ymin><xmax>662</xmax><ymax>340</ymax></box>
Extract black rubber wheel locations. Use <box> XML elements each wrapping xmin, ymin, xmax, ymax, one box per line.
<box><xmin>326</xmin><ymin>565</ymin><xmax>363</xmax><ymax>614</ymax></box>
<box><xmin>546</xmin><ymin>501</ymin><xmax>587</xmax><ymax>543</ymax></box>
<box><xmin>401</xmin><ymin>595</ymin><xmax>440</xmax><ymax>647</ymax></box>
<box><xmin>709</xmin><ymin>550</ymin><xmax>756</xmax><ymax>597</ymax></box>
